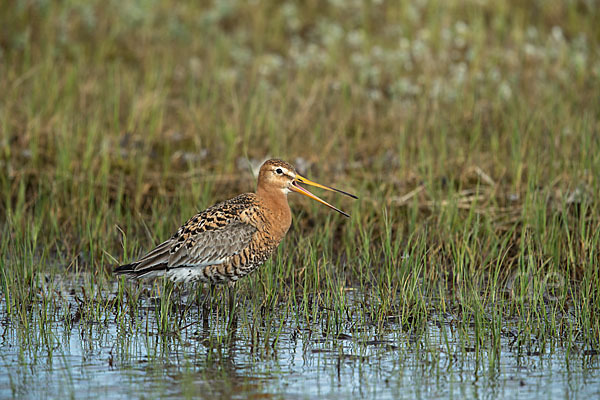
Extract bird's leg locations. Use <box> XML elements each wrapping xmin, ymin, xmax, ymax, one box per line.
<box><xmin>202</xmin><ymin>284</ymin><xmax>215</xmax><ymax>331</ymax></box>
<box><xmin>227</xmin><ymin>281</ymin><xmax>238</xmax><ymax>330</ymax></box>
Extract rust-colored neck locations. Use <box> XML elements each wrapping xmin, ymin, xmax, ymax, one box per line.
<box><xmin>256</xmin><ymin>183</ymin><xmax>292</xmax><ymax>237</ymax></box>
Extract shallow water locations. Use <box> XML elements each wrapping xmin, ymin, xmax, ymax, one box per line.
<box><xmin>1</xmin><ymin>279</ymin><xmax>599</xmax><ymax>399</ymax></box>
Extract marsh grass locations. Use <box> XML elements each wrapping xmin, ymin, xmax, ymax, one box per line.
<box><xmin>1</xmin><ymin>0</ymin><xmax>600</xmax><ymax>397</ymax></box>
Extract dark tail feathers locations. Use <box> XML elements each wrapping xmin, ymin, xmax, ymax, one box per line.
<box><xmin>114</xmin><ymin>263</ymin><xmax>139</xmax><ymax>275</ymax></box>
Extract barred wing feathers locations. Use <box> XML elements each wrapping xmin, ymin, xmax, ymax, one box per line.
<box><xmin>115</xmin><ymin>194</ymin><xmax>258</xmax><ymax>278</ymax></box>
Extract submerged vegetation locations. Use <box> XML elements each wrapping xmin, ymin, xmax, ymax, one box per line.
<box><xmin>1</xmin><ymin>0</ymin><xmax>599</xmax><ymax>398</ymax></box>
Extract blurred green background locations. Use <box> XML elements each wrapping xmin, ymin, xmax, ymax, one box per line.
<box><xmin>1</xmin><ymin>0</ymin><xmax>599</xmax><ymax>280</ymax></box>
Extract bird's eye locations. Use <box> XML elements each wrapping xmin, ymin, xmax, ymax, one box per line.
<box><xmin>275</xmin><ymin>168</ymin><xmax>283</xmax><ymax>174</ymax></box>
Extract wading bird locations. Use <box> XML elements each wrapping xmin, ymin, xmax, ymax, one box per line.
<box><xmin>114</xmin><ymin>159</ymin><xmax>357</xmax><ymax>287</ymax></box>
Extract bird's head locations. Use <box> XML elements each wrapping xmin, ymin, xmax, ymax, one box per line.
<box><xmin>257</xmin><ymin>159</ymin><xmax>357</xmax><ymax>217</ymax></box>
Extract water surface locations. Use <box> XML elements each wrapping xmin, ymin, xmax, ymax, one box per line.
<box><xmin>1</xmin><ymin>278</ymin><xmax>598</xmax><ymax>399</ymax></box>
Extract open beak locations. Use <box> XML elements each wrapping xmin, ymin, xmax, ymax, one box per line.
<box><xmin>290</xmin><ymin>174</ymin><xmax>358</xmax><ymax>217</ymax></box>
